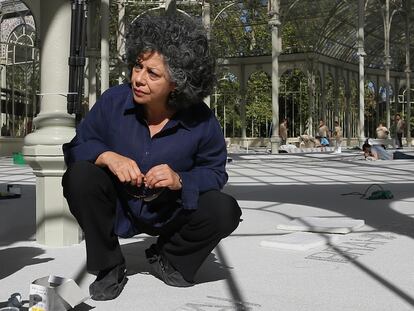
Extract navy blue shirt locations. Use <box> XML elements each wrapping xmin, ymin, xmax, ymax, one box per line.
<box><xmin>63</xmin><ymin>83</ymin><xmax>228</xmax><ymax>237</ymax></box>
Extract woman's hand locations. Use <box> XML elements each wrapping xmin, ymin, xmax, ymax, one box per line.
<box><xmin>144</xmin><ymin>164</ymin><xmax>182</xmax><ymax>190</ymax></box>
<box><xmin>95</xmin><ymin>151</ymin><xmax>144</xmax><ymax>185</ymax></box>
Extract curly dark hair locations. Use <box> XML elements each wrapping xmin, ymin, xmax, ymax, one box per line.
<box><xmin>125</xmin><ymin>13</ymin><xmax>216</xmax><ymax>110</ymax></box>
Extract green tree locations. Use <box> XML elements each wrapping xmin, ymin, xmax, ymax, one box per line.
<box><xmin>211</xmin><ymin>0</ymin><xmax>270</xmax><ymax>58</ymax></box>
<box><xmin>215</xmin><ymin>75</ymin><xmax>241</xmax><ymax>137</ymax></box>
<box><xmin>246</xmin><ymin>71</ymin><xmax>272</xmax><ymax>137</ymax></box>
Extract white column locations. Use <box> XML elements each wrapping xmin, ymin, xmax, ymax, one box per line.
<box><xmin>384</xmin><ymin>0</ymin><xmax>392</xmax><ymax>130</ymax></box>
<box><xmin>307</xmin><ymin>69</ymin><xmax>315</xmax><ymax>136</ymax></box>
<box><xmin>101</xmin><ymin>0</ymin><xmax>110</xmax><ymax>92</ymax></box>
<box><xmin>117</xmin><ymin>0</ymin><xmax>126</xmax><ymax>85</ymax></box>
<box><xmin>202</xmin><ymin>1</ymin><xmax>211</xmax><ymax>108</ymax></box>
<box><xmin>320</xmin><ymin>65</ymin><xmax>326</xmax><ymax>122</ymax></box>
<box><xmin>88</xmin><ymin>0</ymin><xmax>98</xmax><ymax>109</ymax></box>
<box><xmin>0</xmin><ymin>66</ymin><xmax>5</xmax><ymax>128</ymax></box>
<box><xmin>358</xmin><ymin>0</ymin><xmax>366</xmax><ymax>144</ymax></box>
<box><xmin>345</xmin><ymin>88</ymin><xmax>351</xmax><ymax>146</ymax></box>
<box><xmin>165</xmin><ymin>0</ymin><xmax>176</xmax><ymax>15</ymax></box>
<box><xmin>239</xmin><ymin>65</ymin><xmax>247</xmax><ymax>140</ymax></box>
<box><xmin>334</xmin><ymin>67</ymin><xmax>339</xmax><ymax>122</ymax></box>
<box><xmin>23</xmin><ymin>0</ymin><xmax>81</xmax><ymax>246</ymax></box>
<box><xmin>405</xmin><ymin>0</ymin><xmax>411</xmax><ymax>146</ymax></box>
<box><xmin>202</xmin><ymin>1</ymin><xmax>211</xmax><ymax>41</ymax></box>
<box><xmin>269</xmin><ymin>0</ymin><xmax>281</xmax><ymax>154</ymax></box>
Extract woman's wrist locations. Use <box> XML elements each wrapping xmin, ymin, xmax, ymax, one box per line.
<box><xmin>95</xmin><ymin>151</ymin><xmax>113</xmax><ymax>166</ymax></box>
<box><xmin>174</xmin><ymin>173</ymin><xmax>183</xmax><ymax>190</ymax></box>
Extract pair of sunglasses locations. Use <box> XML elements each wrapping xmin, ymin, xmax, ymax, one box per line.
<box><xmin>123</xmin><ymin>183</ymin><xmax>165</xmax><ymax>202</ymax></box>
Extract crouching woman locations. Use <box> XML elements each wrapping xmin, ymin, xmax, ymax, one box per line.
<box><xmin>62</xmin><ymin>13</ymin><xmax>241</xmax><ymax>301</ymax></box>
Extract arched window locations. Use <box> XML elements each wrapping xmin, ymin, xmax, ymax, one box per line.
<box><xmin>1</xmin><ymin>11</ymin><xmax>39</xmax><ymax>138</ymax></box>
<box><xmin>7</xmin><ymin>24</ymin><xmax>36</xmax><ymax>65</ymax></box>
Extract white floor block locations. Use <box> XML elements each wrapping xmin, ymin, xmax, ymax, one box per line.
<box><xmin>260</xmin><ymin>232</ymin><xmax>338</xmax><ymax>251</ymax></box>
<box><xmin>276</xmin><ymin>216</ymin><xmax>365</xmax><ymax>234</ymax></box>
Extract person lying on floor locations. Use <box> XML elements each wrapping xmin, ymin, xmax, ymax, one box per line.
<box><xmin>362</xmin><ymin>142</ymin><xmax>414</xmax><ymax>160</ymax></box>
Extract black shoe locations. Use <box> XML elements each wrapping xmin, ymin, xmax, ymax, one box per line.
<box><xmin>89</xmin><ymin>262</ymin><xmax>128</xmax><ymax>301</ymax></box>
<box><xmin>145</xmin><ymin>244</ymin><xmax>195</xmax><ymax>287</ymax></box>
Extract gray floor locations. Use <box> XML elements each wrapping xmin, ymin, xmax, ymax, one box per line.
<box><xmin>1</xmin><ymin>150</ymin><xmax>414</xmax><ymax>311</ymax></box>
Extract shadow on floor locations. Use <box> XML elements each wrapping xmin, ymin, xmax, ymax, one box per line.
<box><xmin>224</xmin><ymin>182</ymin><xmax>414</xmax><ymax>239</ymax></box>
<box><xmin>121</xmin><ymin>236</ymin><xmax>230</xmax><ymax>285</ymax></box>
<box><xmin>0</xmin><ymin>185</ymin><xmax>36</xmax><ymax>247</ymax></box>
<box><xmin>0</xmin><ymin>246</ymin><xmax>53</xmax><ymax>280</ymax></box>
<box><xmin>223</xmin><ymin>180</ymin><xmax>414</xmax><ymax>308</ymax></box>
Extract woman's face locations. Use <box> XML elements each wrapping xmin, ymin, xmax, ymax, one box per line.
<box><xmin>131</xmin><ymin>51</ymin><xmax>175</xmax><ymax>108</ymax></box>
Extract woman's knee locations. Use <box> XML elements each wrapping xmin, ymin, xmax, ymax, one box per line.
<box><xmin>198</xmin><ymin>190</ymin><xmax>242</xmax><ymax>235</ymax></box>
<box><xmin>62</xmin><ymin>161</ymin><xmax>113</xmax><ymax>198</ymax></box>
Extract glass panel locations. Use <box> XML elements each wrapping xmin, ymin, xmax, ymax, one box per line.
<box><xmin>0</xmin><ymin>1</ymin><xmax>39</xmax><ymax>138</ymax></box>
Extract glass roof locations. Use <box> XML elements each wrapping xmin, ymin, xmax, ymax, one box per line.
<box><xmin>209</xmin><ymin>0</ymin><xmax>414</xmax><ymax>72</ymax></box>
<box><xmin>1</xmin><ymin>0</ymin><xmax>412</xmax><ymax>72</ymax></box>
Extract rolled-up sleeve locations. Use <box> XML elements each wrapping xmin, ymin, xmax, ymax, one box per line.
<box><xmin>63</xmin><ymin>94</ymin><xmax>111</xmax><ymax>165</ymax></box>
<box><xmin>178</xmin><ymin>117</ymin><xmax>228</xmax><ymax>210</ymax></box>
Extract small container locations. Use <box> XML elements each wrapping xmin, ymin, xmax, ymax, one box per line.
<box><xmin>12</xmin><ymin>152</ymin><xmax>25</xmax><ymax>165</ymax></box>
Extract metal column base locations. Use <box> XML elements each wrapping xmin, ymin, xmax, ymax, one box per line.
<box><xmin>270</xmin><ymin>136</ymin><xmax>281</xmax><ymax>154</ymax></box>
<box><xmin>23</xmin><ymin>145</ymin><xmax>82</xmax><ymax>246</ymax></box>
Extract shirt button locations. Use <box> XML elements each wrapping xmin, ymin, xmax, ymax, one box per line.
<box><xmin>145</xmin><ymin>151</ymin><xmax>149</xmax><ymax>156</ymax></box>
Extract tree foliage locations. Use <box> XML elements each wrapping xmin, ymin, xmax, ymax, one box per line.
<box><xmin>246</xmin><ymin>71</ymin><xmax>272</xmax><ymax>135</ymax></box>
<box><xmin>210</xmin><ymin>0</ymin><xmax>270</xmax><ymax>58</ymax></box>
<box><xmin>214</xmin><ymin>75</ymin><xmax>241</xmax><ymax>137</ymax></box>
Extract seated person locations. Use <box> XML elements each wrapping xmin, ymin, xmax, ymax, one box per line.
<box><xmin>299</xmin><ymin>132</ymin><xmax>316</xmax><ymax>148</ymax></box>
<box><xmin>362</xmin><ymin>142</ymin><xmax>414</xmax><ymax>160</ymax></box>
<box><xmin>314</xmin><ymin>136</ymin><xmax>329</xmax><ymax>147</ymax></box>
<box><xmin>376</xmin><ymin>122</ymin><xmax>389</xmax><ymax>139</ymax></box>
<box><xmin>319</xmin><ymin>136</ymin><xmax>330</xmax><ymax>147</ymax></box>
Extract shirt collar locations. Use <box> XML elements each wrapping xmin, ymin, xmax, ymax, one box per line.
<box><xmin>170</xmin><ymin>109</ymin><xmax>192</xmax><ymax>130</ymax></box>
<box><xmin>122</xmin><ymin>85</ymin><xmax>192</xmax><ymax>130</ymax></box>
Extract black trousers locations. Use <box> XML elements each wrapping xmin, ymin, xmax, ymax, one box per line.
<box><xmin>393</xmin><ymin>151</ymin><xmax>414</xmax><ymax>159</ymax></box>
<box><xmin>62</xmin><ymin>161</ymin><xmax>241</xmax><ymax>282</ymax></box>
<box><xmin>396</xmin><ymin>132</ymin><xmax>403</xmax><ymax>148</ymax></box>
